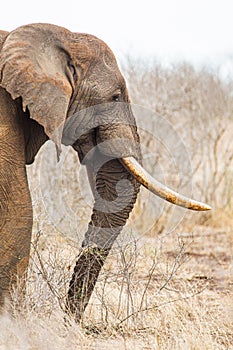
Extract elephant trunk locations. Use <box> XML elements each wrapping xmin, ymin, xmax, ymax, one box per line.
<box><xmin>66</xmin><ymin>155</ymin><xmax>140</xmax><ymax>321</ymax></box>
<box><xmin>66</xmin><ymin>246</ymin><xmax>110</xmax><ymax>322</ymax></box>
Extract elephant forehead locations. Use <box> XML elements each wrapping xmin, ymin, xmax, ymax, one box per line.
<box><xmin>69</xmin><ymin>34</ymin><xmax>101</xmax><ymax>62</ymax></box>
<box><xmin>69</xmin><ymin>33</ymin><xmax>118</xmax><ymax>70</ymax></box>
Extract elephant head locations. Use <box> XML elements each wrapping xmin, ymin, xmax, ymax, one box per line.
<box><xmin>0</xmin><ymin>23</ymin><xmax>210</xmax><ymax>320</ymax></box>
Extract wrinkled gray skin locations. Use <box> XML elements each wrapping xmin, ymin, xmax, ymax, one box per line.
<box><xmin>0</xmin><ymin>24</ymin><xmax>141</xmax><ymax>320</ymax></box>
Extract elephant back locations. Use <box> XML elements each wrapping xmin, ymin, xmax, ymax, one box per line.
<box><xmin>0</xmin><ymin>31</ymin><xmax>8</xmax><ymax>50</ymax></box>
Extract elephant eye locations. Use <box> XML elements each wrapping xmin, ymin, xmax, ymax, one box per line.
<box><xmin>112</xmin><ymin>94</ymin><xmax>120</xmax><ymax>102</ymax></box>
<box><xmin>69</xmin><ymin>63</ymin><xmax>77</xmax><ymax>81</ymax></box>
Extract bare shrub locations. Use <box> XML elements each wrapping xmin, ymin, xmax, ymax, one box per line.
<box><xmin>122</xmin><ymin>58</ymin><xmax>233</xmax><ymax>215</ymax></box>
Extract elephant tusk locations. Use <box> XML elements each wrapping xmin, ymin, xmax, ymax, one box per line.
<box><xmin>121</xmin><ymin>156</ymin><xmax>211</xmax><ymax>211</ymax></box>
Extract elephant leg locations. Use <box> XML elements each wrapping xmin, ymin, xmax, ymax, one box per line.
<box><xmin>0</xmin><ymin>171</ymin><xmax>32</xmax><ymax>309</ymax></box>
<box><xmin>0</xmin><ymin>102</ymin><xmax>33</xmax><ymax>309</ymax></box>
<box><xmin>66</xmin><ymin>159</ymin><xmax>140</xmax><ymax>322</ymax></box>
<box><xmin>0</xmin><ymin>162</ymin><xmax>32</xmax><ymax>309</ymax></box>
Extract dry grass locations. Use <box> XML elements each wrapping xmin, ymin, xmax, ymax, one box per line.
<box><xmin>1</xmin><ymin>62</ymin><xmax>233</xmax><ymax>349</ymax></box>
<box><xmin>1</xmin><ymin>212</ymin><xmax>232</xmax><ymax>349</ymax></box>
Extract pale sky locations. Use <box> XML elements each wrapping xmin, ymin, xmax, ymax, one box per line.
<box><xmin>1</xmin><ymin>0</ymin><xmax>233</xmax><ymax>74</ymax></box>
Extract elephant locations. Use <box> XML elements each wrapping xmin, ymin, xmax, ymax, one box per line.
<box><xmin>0</xmin><ymin>23</ymin><xmax>211</xmax><ymax>322</ymax></box>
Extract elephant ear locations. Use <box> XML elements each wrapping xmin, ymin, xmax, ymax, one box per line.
<box><xmin>0</xmin><ymin>23</ymin><xmax>73</xmax><ymax>155</ymax></box>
